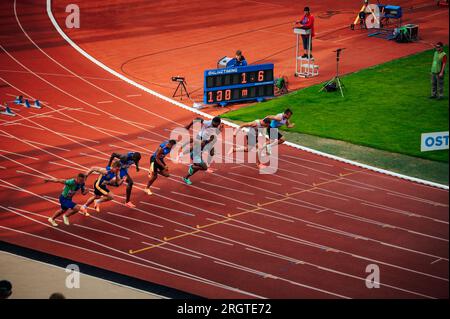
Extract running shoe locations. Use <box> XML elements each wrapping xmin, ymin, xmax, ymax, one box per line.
<box><xmin>125</xmin><ymin>201</ymin><xmax>136</xmax><ymax>208</ymax></box>
<box><xmin>62</xmin><ymin>215</ymin><xmax>70</xmax><ymax>226</ymax></box>
<box><xmin>48</xmin><ymin>218</ymin><xmax>58</xmax><ymax>227</ymax></box>
<box><xmin>144</xmin><ymin>187</ymin><xmax>152</xmax><ymax>195</ymax></box>
<box><xmin>183</xmin><ymin>177</ymin><xmax>192</xmax><ymax>185</ymax></box>
<box><xmin>94</xmin><ymin>200</ymin><xmax>101</xmax><ymax>213</ymax></box>
<box><xmin>206</xmin><ymin>167</ymin><xmax>215</xmax><ymax>173</ymax></box>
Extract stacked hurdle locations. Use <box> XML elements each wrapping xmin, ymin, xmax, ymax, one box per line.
<box><xmin>1</xmin><ymin>95</ymin><xmax>43</xmax><ymax>117</ymax></box>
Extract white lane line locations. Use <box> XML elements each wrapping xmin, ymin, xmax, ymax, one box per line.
<box><xmin>174</xmin><ymin>229</ymin><xmax>234</xmax><ymax>246</ymax></box>
<box><xmin>126</xmin><ymin>94</ymin><xmax>142</xmax><ymax>97</ymax></box>
<box><xmin>246</xmin><ymin>247</ymin><xmax>301</xmax><ymax>264</ymax></box>
<box><xmin>37</xmin><ymin>114</ymin><xmax>74</xmax><ymax>123</ymax></box>
<box><xmin>110</xmin><ymin>117</ymin><xmax>155</xmax><ymax>128</ymax></box>
<box><xmin>141</xmin><ymin>241</ymin><xmax>202</xmax><ymax>259</ymax></box>
<box><xmin>80</xmin><ymin>152</ymin><xmax>106</xmax><ymax>161</ymax></box>
<box><xmin>361</xmin><ymin>202</ymin><xmax>448</xmax><ymax>225</ymax></box>
<box><xmin>74</xmin><ymin>223</ymin><xmax>131</xmax><ymax>240</ymax></box>
<box><xmin>25</xmin><ymin>140</ymin><xmax>70</xmax><ymax>152</ymax></box>
<box><xmin>264</xmin><ymin>197</ymin><xmax>320</xmax><ymax>211</ymax></box>
<box><xmin>0</xmin><ymin>128</ymin><xmax>88</xmax><ymax>170</ymax></box>
<box><xmin>343</xmin><ymin>176</ymin><xmax>449</xmax><ymax>206</ymax></box>
<box><xmin>235</xmin><ymin>207</ymin><xmax>295</xmax><ymax>223</ymax></box>
<box><xmin>277</xmin><ymin>235</ymin><xmax>338</xmax><ymax>251</ymax></box>
<box><xmin>60</xmin><ymin>133</ymin><xmax>100</xmax><ymax>144</ymax></box>
<box><xmin>59</xmin><ymin>105</ymin><xmax>102</xmax><ymax>116</ymax></box>
<box><xmin>307</xmin><ymin>189</ymin><xmax>350</xmax><ymax>202</ymax></box>
<box><xmin>97</xmin><ymin>100</ymin><xmax>113</xmax><ymax>104</ymax></box>
<box><xmin>0</xmin><ymin>69</ymin><xmax>121</xmax><ymax>82</ymax></box>
<box><xmin>171</xmin><ymin>191</ymin><xmax>226</xmax><ymax>206</ymax></box>
<box><xmin>137</xmin><ymin>136</ymin><xmax>161</xmax><ymax>143</ymax></box>
<box><xmin>227</xmin><ymin>172</ymin><xmax>282</xmax><ymax>186</ymax></box>
<box><xmin>109</xmin><ymin>143</ymin><xmax>148</xmax><ymax>153</ymax></box>
<box><xmin>0</xmin><ymin>149</ymin><xmax>39</xmax><ymax>160</ymax></box>
<box><xmin>205</xmin><ymin>217</ymin><xmax>265</xmax><ymax>234</ymax></box>
<box><xmin>200</xmin><ymin>181</ymin><xmax>255</xmax><ymax>196</ymax></box>
<box><xmin>140</xmin><ymin>201</ymin><xmax>195</xmax><ymax>217</ymax></box>
<box><xmin>320</xmin><ymin>178</ymin><xmax>376</xmax><ymax>191</ymax></box>
<box><xmin>282</xmin><ymin>154</ymin><xmax>335</xmax><ymax>167</ymax></box>
<box><xmin>386</xmin><ymin>192</ymin><xmax>449</xmax><ymax>208</ymax></box>
<box><xmin>333</xmin><ymin>212</ymin><xmax>448</xmax><ymax>243</ymax></box>
<box><xmin>213</xmin><ymin>260</ymin><xmax>351</xmax><ymax>299</ymax></box>
<box><xmin>106</xmin><ymin>212</ymin><xmax>164</xmax><ymax>228</ymax></box>
<box><xmin>3</xmin><ymin>122</ymin><xmax>45</xmax><ymax>130</ymax></box>
<box><xmin>49</xmin><ymin>161</ymin><xmax>80</xmax><ymax>171</ymax></box>
<box><xmin>315</xmin><ymin>187</ymin><xmax>448</xmax><ymax>224</ymax></box>
<box><xmin>16</xmin><ymin>170</ymin><xmax>48</xmax><ymax>180</ymax></box>
<box><xmin>431</xmin><ymin>258</ymin><xmax>442</xmax><ymax>265</ymax></box>
<box><xmin>90</xmin><ymin>125</ymin><xmax>127</xmax><ymax>135</ymax></box>
<box><xmin>1</xmin><ymin>106</ymin><xmax>71</xmax><ymax>126</ymax></box>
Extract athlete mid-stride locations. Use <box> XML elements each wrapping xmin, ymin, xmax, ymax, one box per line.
<box><xmin>228</xmin><ymin>117</ymin><xmax>271</xmax><ymax>168</ymax></box>
<box><xmin>264</xmin><ymin>109</ymin><xmax>295</xmax><ymax>154</ymax></box>
<box><xmin>178</xmin><ymin>116</ymin><xmax>222</xmax><ymax>172</ymax></box>
<box><xmin>45</xmin><ymin>173</ymin><xmax>89</xmax><ymax>227</ymax></box>
<box><xmin>107</xmin><ymin>151</ymin><xmax>141</xmax><ymax>208</ymax></box>
<box><xmin>144</xmin><ymin>139</ymin><xmax>177</xmax><ymax>195</ymax></box>
<box><xmin>81</xmin><ymin>161</ymin><xmax>122</xmax><ymax>213</ymax></box>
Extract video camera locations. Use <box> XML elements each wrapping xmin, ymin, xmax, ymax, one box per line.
<box><xmin>171</xmin><ymin>76</ymin><xmax>185</xmax><ymax>82</ymax></box>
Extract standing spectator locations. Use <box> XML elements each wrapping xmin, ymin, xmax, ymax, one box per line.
<box><xmin>430</xmin><ymin>42</ymin><xmax>447</xmax><ymax>100</ymax></box>
<box><xmin>0</xmin><ymin>280</ymin><xmax>12</xmax><ymax>299</ymax></box>
<box><xmin>295</xmin><ymin>6</ymin><xmax>315</xmax><ymax>58</ymax></box>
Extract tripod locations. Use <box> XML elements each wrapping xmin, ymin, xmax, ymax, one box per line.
<box><xmin>320</xmin><ymin>48</ymin><xmax>345</xmax><ymax>97</ymax></box>
<box><xmin>173</xmin><ymin>79</ymin><xmax>190</xmax><ymax>100</ymax></box>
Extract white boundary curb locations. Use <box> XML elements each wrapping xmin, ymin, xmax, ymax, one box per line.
<box><xmin>46</xmin><ymin>0</ymin><xmax>448</xmax><ymax>190</ymax></box>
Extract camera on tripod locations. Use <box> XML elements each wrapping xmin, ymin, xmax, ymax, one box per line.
<box><xmin>171</xmin><ymin>76</ymin><xmax>190</xmax><ymax>100</ymax></box>
<box><xmin>319</xmin><ymin>48</ymin><xmax>346</xmax><ymax>97</ymax></box>
<box><xmin>171</xmin><ymin>76</ymin><xmax>185</xmax><ymax>82</ymax></box>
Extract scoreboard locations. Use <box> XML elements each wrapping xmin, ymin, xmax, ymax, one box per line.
<box><xmin>203</xmin><ymin>63</ymin><xmax>274</xmax><ymax>105</ymax></box>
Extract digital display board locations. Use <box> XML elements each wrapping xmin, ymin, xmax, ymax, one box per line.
<box><xmin>203</xmin><ymin>63</ymin><xmax>274</xmax><ymax>105</ymax></box>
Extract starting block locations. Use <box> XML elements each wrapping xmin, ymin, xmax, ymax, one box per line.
<box><xmin>14</xmin><ymin>96</ymin><xmax>42</xmax><ymax>109</ymax></box>
<box><xmin>14</xmin><ymin>95</ymin><xmax>23</xmax><ymax>105</ymax></box>
<box><xmin>34</xmin><ymin>100</ymin><xmax>41</xmax><ymax>109</ymax></box>
<box><xmin>1</xmin><ymin>103</ymin><xmax>16</xmax><ymax>116</ymax></box>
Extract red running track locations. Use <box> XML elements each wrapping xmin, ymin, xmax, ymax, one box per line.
<box><xmin>0</xmin><ymin>0</ymin><xmax>448</xmax><ymax>298</ymax></box>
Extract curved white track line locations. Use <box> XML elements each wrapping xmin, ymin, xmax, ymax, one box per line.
<box><xmin>46</xmin><ymin>0</ymin><xmax>448</xmax><ymax>190</ymax></box>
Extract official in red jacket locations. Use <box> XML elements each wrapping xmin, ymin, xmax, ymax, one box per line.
<box><xmin>295</xmin><ymin>6</ymin><xmax>315</xmax><ymax>58</ymax></box>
